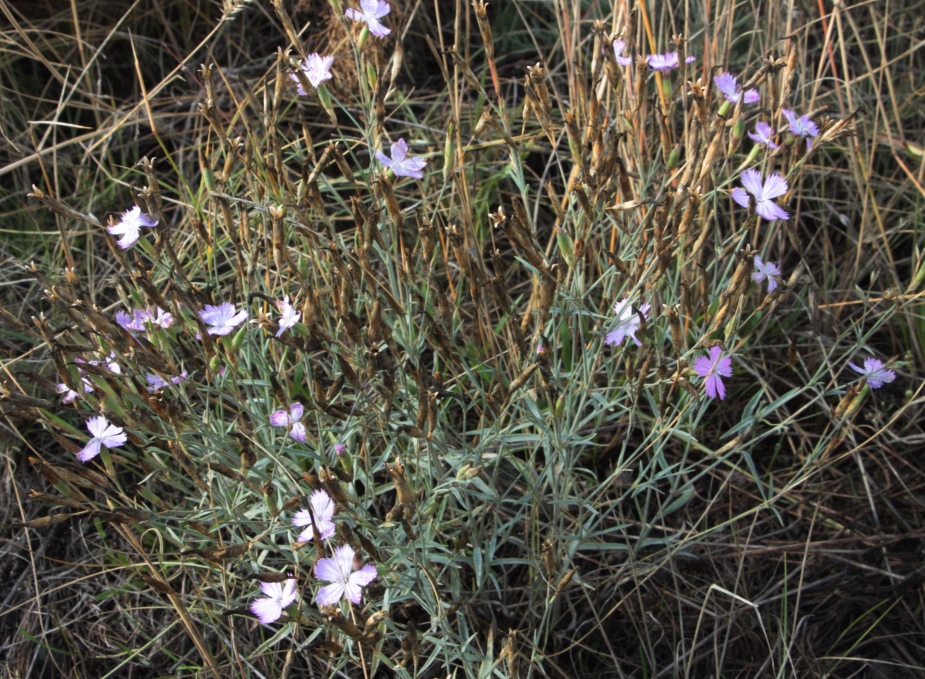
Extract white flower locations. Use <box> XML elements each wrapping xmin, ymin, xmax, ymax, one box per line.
<box><xmin>291</xmin><ymin>54</ymin><xmax>334</xmax><ymax>95</ymax></box>
<box><xmin>604</xmin><ymin>298</ymin><xmax>651</xmax><ymax>347</ymax></box>
<box><xmin>345</xmin><ymin>0</ymin><xmax>391</xmax><ymax>38</ymax></box>
<box><xmin>276</xmin><ymin>296</ymin><xmax>301</xmax><ymax>337</ymax></box>
<box><xmin>107</xmin><ymin>206</ymin><xmax>157</xmax><ymax>249</ymax></box>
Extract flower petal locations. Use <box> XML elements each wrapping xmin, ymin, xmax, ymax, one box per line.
<box><xmin>251</xmin><ymin>597</ymin><xmax>283</xmax><ymax>625</ymax></box>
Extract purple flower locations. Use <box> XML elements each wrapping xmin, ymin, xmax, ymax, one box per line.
<box><xmin>269</xmin><ymin>402</ymin><xmax>306</xmax><ymax>443</ymax></box>
<box><xmin>693</xmin><ymin>346</ymin><xmax>733</xmax><ymax>400</ymax></box>
<box><xmin>849</xmin><ymin>357</ymin><xmax>896</xmax><ymax>390</ymax></box>
<box><xmin>747</xmin><ymin>121</ymin><xmax>779</xmax><ymax>149</ymax></box>
<box><xmin>333</xmin><ymin>443</ymin><xmax>347</xmax><ymax>456</ymax></box>
<box><xmin>604</xmin><ymin>298</ymin><xmax>651</xmax><ymax>347</ymax></box>
<box><xmin>145</xmin><ymin>370</ymin><xmax>187</xmax><ymax>392</ymax></box>
<box><xmin>782</xmin><ymin>109</ymin><xmax>819</xmax><ymax>144</ymax></box>
<box><xmin>291</xmin><ymin>54</ymin><xmax>334</xmax><ymax>95</ymax></box>
<box><xmin>250</xmin><ymin>578</ymin><xmax>298</xmax><ymax>625</ymax></box>
<box><xmin>375</xmin><ymin>138</ymin><xmax>427</xmax><ymax>179</ymax></box>
<box><xmin>612</xmin><ymin>39</ymin><xmax>633</xmax><ymax>66</ymax></box>
<box><xmin>345</xmin><ymin>0</ymin><xmax>391</xmax><ymax>38</ymax></box>
<box><xmin>314</xmin><ymin>544</ymin><xmax>377</xmax><ymax>606</ymax></box>
<box><xmin>731</xmin><ymin>169</ymin><xmax>789</xmax><ymax>221</ymax></box>
<box><xmin>276</xmin><ymin>296</ymin><xmax>301</xmax><ymax>337</ymax></box>
<box><xmin>292</xmin><ymin>489</ymin><xmax>336</xmax><ymax>542</ymax></box>
<box><xmin>118</xmin><ymin>307</ymin><xmax>174</xmax><ymax>334</ymax></box>
<box><xmin>76</xmin><ymin>416</ymin><xmax>128</xmax><ymax>463</ymax></box>
<box><xmin>107</xmin><ymin>206</ymin><xmax>157</xmax><ymax>249</ymax></box>
<box><xmin>646</xmin><ymin>52</ymin><xmax>695</xmax><ymax>71</ymax></box>
<box><xmin>200</xmin><ymin>302</ymin><xmax>247</xmax><ymax>336</ymax></box>
<box><xmin>713</xmin><ymin>72</ymin><xmax>759</xmax><ymax>104</ymax></box>
<box><xmin>752</xmin><ymin>255</ymin><xmax>781</xmax><ymax>292</ymax></box>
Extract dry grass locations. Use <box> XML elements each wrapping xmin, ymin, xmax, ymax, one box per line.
<box><xmin>1</xmin><ymin>0</ymin><xmax>924</xmax><ymax>677</ymax></box>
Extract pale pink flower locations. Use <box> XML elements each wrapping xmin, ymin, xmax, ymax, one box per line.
<box><xmin>747</xmin><ymin>121</ymin><xmax>779</xmax><ymax>149</ymax></box>
<box><xmin>345</xmin><ymin>0</ymin><xmax>391</xmax><ymax>38</ymax></box>
<box><xmin>76</xmin><ymin>416</ymin><xmax>127</xmax><ymax>463</ymax></box>
<box><xmin>713</xmin><ymin>72</ymin><xmax>759</xmax><ymax>104</ymax></box>
<box><xmin>269</xmin><ymin>402</ymin><xmax>306</xmax><ymax>443</ymax></box>
<box><xmin>314</xmin><ymin>544</ymin><xmax>377</xmax><ymax>606</ymax></box>
<box><xmin>107</xmin><ymin>206</ymin><xmax>157</xmax><ymax>249</ymax></box>
<box><xmin>604</xmin><ymin>298</ymin><xmax>651</xmax><ymax>348</ymax></box>
<box><xmin>292</xmin><ymin>489</ymin><xmax>336</xmax><ymax>542</ymax></box>
<box><xmin>752</xmin><ymin>255</ymin><xmax>781</xmax><ymax>292</ymax></box>
<box><xmin>848</xmin><ymin>357</ymin><xmax>896</xmax><ymax>390</ymax></box>
<box><xmin>276</xmin><ymin>296</ymin><xmax>301</xmax><ymax>337</ymax></box>
<box><xmin>782</xmin><ymin>108</ymin><xmax>819</xmax><ymax>148</ymax></box>
<box><xmin>646</xmin><ymin>52</ymin><xmax>695</xmax><ymax>71</ymax></box>
<box><xmin>146</xmin><ymin>370</ymin><xmax>187</xmax><ymax>392</ymax></box>
<box><xmin>250</xmin><ymin>578</ymin><xmax>298</xmax><ymax>625</ymax></box>
<box><xmin>375</xmin><ymin>138</ymin><xmax>427</xmax><ymax>179</ymax></box>
<box><xmin>291</xmin><ymin>54</ymin><xmax>334</xmax><ymax>95</ymax></box>
<box><xmin>731</xmin><ymin>169</ymin><xmax>789</xmax><ymax>221</ymax></box>
<box><xmin>200</xmin><ymin>303</ymin><xmax>247</xmax><ymax>336</ymax></box>
<box><xmin>693</xmin><ymin>346</ymin><xmax>733</xmax><ymax>400</ymax></box>
<box><xmin>333</xmin><ymin>443</ymin><xmax>347</xmax><ymax>456</ymax></box>
<box><xmin>612</xmin><ymin>39</ymin><xmax>633</xmax><ymax>66</ymax></box>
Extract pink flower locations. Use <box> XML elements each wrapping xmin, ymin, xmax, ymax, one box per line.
<box><xmin>375</xmin><ymin>138</ymin><xmax>427</xmax><ymax>179</ymax></box>
<box><xmin>291</xmin><ymin>54</ymin><xmax>334</xmax><ymax>95</ymax></box>
<box><xmin>646</xmin><ymin>52</ymin><xmax>695</xmax><ymax>71</ymax></box>
<box><xmin>604</xmin><ymin>298</ymin><xmax>651</xmax><ymax>347</ymax></box>
<box><xmin>107</xmin><ymin>206</ymin><xmax>157</xmax><ymax>249</ymax></box>
<box><xmin>250</xmin><ymin>578</ymin><xmax>298</xmax><ymax>625</ymax></box>
<box><xmin>747</xmin><ymin>121</ymin><xmax>779</xmax><ymax>149</ymax></box>
<box><xmin>276</xmin><ymin>296</ymin><xmax>301</xmax><ymax>337</ymax></box>
<box><xmin>731</xmin><ymin>169</ymin><xmax>789</xmax><ymax>221</ymax></box>
<box><xmin>612</xmin><ymin>39</ymin><xmax>633</xmax><ymax>66</ymax></box>
<box><xmin>314</xmin><ymin>544</ymin><xmax>377</xmax><ymax>606</ymax></box>
<box><xmin>333</xmin><ymin>443</ymin><xmax>347</xmax><ymax>456</ymax></box>
<box><xmin>345</xmin><ymin>0</ymin><xmax>391</xmax><ymax>38</ymax></box>
<box><xmin>848</xmin><ymin>357</ymin><xmax>896</xmax><ymax>389</ymax></box>
<box><xmin>693</xmin><ymin>346</ymin><xmax>733</xmax><ymax>400</ymax></box>
<box><xmin>118</xmin><ymin>307</ymin><xmax>174</xmax><ymax>333</ymax></box>
<box><xmin>752</xmin><ymin>255</ymin><xmax>781</xmax><ymax>292</ymax></box>
<box><xmin>292</xmin><ymin>489</ymin><xmax>336</xmax><ymax>542</ymax></box>
<box><xmin>200</xmin><ymin>302</ymin><xmax>247</xmax><ymax>336</ymax></box>
<box><xmin>269</xmin><ymin>402</ymin><xmax>306</xmax><ymax>443</ymax></box>
<box><xmin>57</xmin><ymin>380</ymin><xmax>92</xmax><ymax>404</ymax></box>
<box><xmin>76</xmin><ymin>416</ymin><xmax>127</xmax><ymax>462</ymax></box>
<box><xmin>713</xmin><ymin>72</ymin><xmax>759</xmax><ymax>104</ymax></box>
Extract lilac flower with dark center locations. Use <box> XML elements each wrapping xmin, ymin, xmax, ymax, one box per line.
<box><xmin>200</xmin><ymin>303</ymin><xmax>247</xmax><ymax>336</ymax></box>
<box><xmin>107</xmin><ymin>206</ymin><xmax>157</xmax><ymax>249</ymax></box>
<box><xmin>314</xmin><ymin>544</ymin><xmax>377</xmax><ymax>606</ymax></box>
<box><xmin>713</xmin><ymin>72</ymin><xmax>759</xmax><ymax>104</ymax></box>
<box><xmin>604</xmin><ymin>298</ymin><xmax>651</xmax><ymax>348</ymax></box>
<box><xmin>250</xmin><ymin>578</ymin><xmax>298</xmax><ymax>625</ymax></box>
<box><xmin>646</xmin><ymin>52</ymin><xmax>696</xmax><ymax>71</ymax></box>
<box><xmin>693</xmin><ymin>346</ymin><xmax>733</xmax><ymax>400</ymax></box>
<box><xmin>292</xmin><ymin>489</ymin><xmax>336</xmax><ymax>542</ymax></box>
<box><xmin>731</xmin><ymin>169</ymin><xmax>789</xmax><ymax>221</ymax></box>
<box><xmin>782</xmin><ymin>109</ymin><xmax>819</xmax><ymax>150</ymax></box>
<box><xmin>752</xmin><ymin>255</ymin><xmax>782</xmax><ymax>293</ymax></box>
<box><xmin>848</xmin><ymin>357</ymin><xmax>896</xmax><ymax>390</ymax></box>
<box><xmin>291</xmin><ymin>54</ymin><xmax>334</xmax><ymax>95</ymax></box>
<box><xmin>612</xmin><ymin>39</ymin><xmax>633</xmax><ymax>66</ymax></box>
<box><xmin>269</xmin><ymin>402</ymin><xmax>307</xmax><ymax>443</ymax></box>
<box><xmin>747</xmin><ymin>121</ymin><xmax>779</xmax><ymax>149</ymax></box>
<box><xmin>375</xmin><ymin>138</ymin><xmax>427</xmax><ymax>179</ymax></box>
<box><xmin>345</xmin><ymin>0</ymin><xmax>391</xmax><ymax>38</ymax></box>
<box><xmin>276</xmin><ymin>296</ymin><xmax>301</xmax><ymax>337</ymax></box>
<box><xmin>76</xmin><ymin>416</ymin><xmax>127</xmax><ymax>463</ymax></box>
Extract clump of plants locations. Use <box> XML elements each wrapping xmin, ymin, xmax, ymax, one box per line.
<box><xmin>6</xmin><ymin>0</ymin><xmax>919</xmax><ymax>676</ymax></box>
